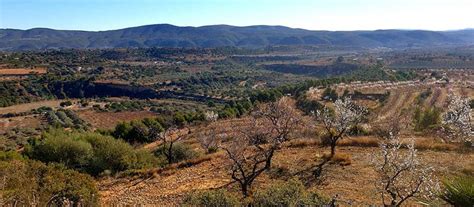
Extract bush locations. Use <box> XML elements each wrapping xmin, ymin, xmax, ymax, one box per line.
<box><xmin>322</xmin><ymin>88</ymin><xmax>338</xmax><ymax>101</ymax></box>
<box><xmin>82</xmin><ymin>132</ymin><xmax>158</xmax><ymax>175</ymax></box>
<box><xmin>413</xmin><ymin>107</ymin><xmax>441</xmax><ymax>132</ymax></box>
<box><xmin>347</xmin><ymin>125</ymin><xmax>369</xmax><ymax>136</ymax></box>
<box><xmin>0</xmin><ymin>150</ymin><xmax>24</xmax><ymax>161</ymax></box>
<box><xmin>296</xmin><ymin>94</ymin><xmax>323</xmax><ymax>114</ymax></box>
<box><xmin>27</xmin><ymin>130</ymin><xmax>158</xmax><ymax>176</ymax></box>
<box><xmin>113</xmin><ymin>118</ymin><xmax>164</xmax><ymax>143</ymax></box>
<box><xmin>27</xmin><ymin>130</ymin><xmax>94</xmax><ymax>170</ymax></box>
<box><xmin>154</xmin><ymin>142</ymin><xmax>198</xmax><ymax>164</ymax></box>
<box><xmin>0</xmin><ymin>159</ymin><xmax>98</xmax><ymax>206</ymax></box>
<box><xmin>440</xmin><ymin>175</ymin><xmax>474</xmax><ymax>206</ymax></box>
<box><xmin>253</xmin><ymin>179</ymin><xmax>328</xmax><ymax>207</ymax></box>
<box><xmin>60</xmin><ymin>100</ymin><xmax>73</xmax><ymax>107</ymax></box>
<box><xmin>182</xmin><ymin>189</ymin><xmax>241</xmax><ymax>207</ymax></box>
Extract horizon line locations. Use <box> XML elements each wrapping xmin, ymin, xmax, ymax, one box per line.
<box><xmin>2</xmin><ymin>23</ymin><xmax>473</xmax><ymax>33</ymax></box>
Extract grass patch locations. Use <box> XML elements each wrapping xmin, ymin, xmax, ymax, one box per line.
<box><xmin>414</xmin><ymin>139</ymin><xmax>458</xmax><ymax>151</ymax></box>
<box><xmin>286</xmin><ymin>139</ymin><xmax>320</xmax><ymax>148</ymax></box>
<box><xmin>322</xmin><ymin>152</ymin><xmax>352</xmax><ymax>166</ymax></box>
<box><xmin>337</xmin><ymin>137</ymin><xmax>379</xmax><ymax>147</ymax></box>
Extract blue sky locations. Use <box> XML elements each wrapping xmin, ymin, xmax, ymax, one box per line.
<box><xmin>1</xmin><ymin>0</ymin><xmax>473</xmax><ymax>31</ymax></box>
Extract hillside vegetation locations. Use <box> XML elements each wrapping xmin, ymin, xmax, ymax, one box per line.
<box><xmin>1</xmin><ymin>25</ymin><xmax>474</xmax><ymax>50</ymax></box>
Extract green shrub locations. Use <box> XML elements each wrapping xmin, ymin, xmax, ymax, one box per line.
<box><xmin>112</xmin><ymin>118</ymin><xmax>164</xmax><ymax>143</ymax></box>
<box><xmin>440</xmin><ymin>175</ymin><xmax>474</xmax><ymax>206</ymax></box>
<box><xmin>79</xmin><ymin>132</ymin><xmax>157</xmax><ymax>175</ymax></box>
<box><xmin>253</xmin><ymin>179</ymin><xmax>328</xmax><ymax>207</ymax></box>
<box><xmin>0</xmin><ymin>159</ymin><xmax>98</xmax><ymax>206</ymax></box>
<box><xmin>322</xmin><ymin>88</ymin><xmax>338</xmax><ymax>101</ymax></box>
<box><xmin>0</xmin><ymin>133</ymin><xmax>30</xmax><ymax>151</ymax></box>
<box><xmin>182</xmin><ymin>189</ymin><xmax>241</xmax><ymax>207</ymax></box>
<box><xmin>60</xmin><ymin>100</ymin><xmax>73</xmax><ymax>107</ymax></box>
<box><xmin>206</xmin><ymin>146</ymin><xmax>219</xmax><ymax>154</ymax></box>
<box><xmin>347</xmin><ymin>125</ymin><xmax>369</xmax><ymax>136</ymax></box>
<box><xmin>154</xmin><ymin>142</ymin><xmax>198</xmax><ymax>164</ymax></box>
<box><xmin>27</xmin><ymin>130</ymin><xmax>93</xmax><ymax>169</ymax></box>
<box><xmin>413</xmin><ymin>107</ymin><xmax>441</xmax><ymax>132</ymax></box>
<box><xmin>0</xmin><ymin>150</ymin><xmax>24</xmax><ymax>161</ymax></box>
<box><xmin>27</xmin><ymin>130</ymin><xmax>158</xmax><ymax>175</ymax></box>
<box><xmin>296</xmin><ymin>94</ymin><xmax>323</xmax><ymax>114</ymax></box>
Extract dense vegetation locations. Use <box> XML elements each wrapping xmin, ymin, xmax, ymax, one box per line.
<box><xmin>0</xmin><ymin>158</ymin><xmax>98</xmax><ymax>206</ymax></box>
<box><xmin>26</xmin><ymin>130</ymin><xmax>158</xmax><ymax>176</ymax></box>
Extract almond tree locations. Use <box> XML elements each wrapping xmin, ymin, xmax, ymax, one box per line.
<box><xmin>154</xmin><ymin>126</ymin><xmax>190</xmax><ymax>164</ymax></box>
<box><xmin>221</xmin><ymin>97</ymin><xmax>301</xmax><ymax>197</ymax></box>
<box><xmin>371</xmin><ymin>134</ymin><xmax>439</xmax><ymax>207</ymax></box>
<box><xmin>442</xmin><ymin>95</ymin><xmax>472</xmax><ymax>142</ymax></box>
<box><xmin>204</xmin><ymin>111</ymin><xmax>219</xmax><ymax>122</ymax></box>
<box><xmin>197</xmin><ymin>124</ymin><xmax>223</xmax><ymax>154</ymax></box>
<box><xmin>314</xmin><ymin>97</ymin><xmax>367</xmax><ymax>157</ymax></box>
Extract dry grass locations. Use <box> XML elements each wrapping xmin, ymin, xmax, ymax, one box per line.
<box><xmin>322</xmin><ymin>152</ymin><xmax>352</xmax><ymax>166</ymax></box>
<box><xmin>286</xmin><ymin>139</ymin><xmax>320</xmax><ymax>148</ymax></box>
<box><xmin>337</xmin><ymin>137</ymin><xmax>380</xmax><ymax>147</ymax></box>
<box><xmin>414</xmin><ymin>139</ymin><xmax>458</xmax><ymax>151</ymax></box>
<box><xmin>0</xmin><ymin>67</ymin><xmax>47</xmax><ymax>75</ymax></box>
<box><xmin>286</xmin><ymin>136</ymin><xmax>461</xmax><ymax>153</ymax></box>
<box><xmin>0</xmin><ymin>100</ymin><xmax>67</xmax><ymax>115</ymax></box>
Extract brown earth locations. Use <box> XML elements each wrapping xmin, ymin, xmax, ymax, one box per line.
<box><xmin>0</xmin><ymin>68</ymin><xmax>47</xmax><ymax>75</ymax></box>
<box><xmin>98</xmin><ymin>142</ymin><xmax>473</xmax><ymax>206</ymax></box>
<box><xmin>0</xmin><ymin>100</ymin><xmax>66</xmax><ymax>115</ymax></box>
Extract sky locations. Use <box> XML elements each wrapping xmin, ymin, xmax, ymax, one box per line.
<box><xmin>1</xmin><ymin>0</ymin><xmax>473</xmax><ymax>31</ymax></box>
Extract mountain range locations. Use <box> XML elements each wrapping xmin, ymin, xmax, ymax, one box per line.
<box><xmin>1</xmin><ymin>24</ymin><xmax>473</xmax><ymax>51</ymax></box>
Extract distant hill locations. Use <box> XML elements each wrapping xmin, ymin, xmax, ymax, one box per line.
<box><xmin>1</xmin><ymin>24</ymin><xmax>473</xmax><ymax>51</ymax></box>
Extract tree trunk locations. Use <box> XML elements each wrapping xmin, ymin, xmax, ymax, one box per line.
<box><xmin>167</xmin><ymin>142</ymin><xmax>174</xmax><ymax>164</ymax></box>
<box><xmin>241</xmin><ymin>183</ymin><xmax>249</xmax><ymax>197</ymax></box>
<box><xmin>330</xmin><ymin>142</ymin><xmax>336</xmax><ymax>158</ymax></box>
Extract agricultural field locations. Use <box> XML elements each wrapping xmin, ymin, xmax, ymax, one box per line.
<box><xmin>0</xmin><ymin>67</ymin><xmax>47</xmax><ymax>75</ymax></box>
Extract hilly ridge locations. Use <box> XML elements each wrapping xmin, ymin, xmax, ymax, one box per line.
<box><xmin>1</xmin><ymin>24</ymin><xmax>474</xmax><ymax>50</ymax></box>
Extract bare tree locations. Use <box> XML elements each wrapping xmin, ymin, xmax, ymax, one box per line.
<box><xmin>371</xmin><ymin>134</ymin><xmax>439</xmax><ymax>207</ymax></box>
<box><xmin>314</xmin><ymin>97</ymin><xmax>367</xmax><ymax>157</ymax></box>
<box><xmin>197</xmin><ymin>125</ymin><xmax>223</xmax><ymax>154</ymax></box>
<box><xmin>155</xmin><ymin>126</ymin><xmax>190</xmax><ymax>164</ymax></box>
<box><xmin>221</xmin><ymin>97</ymin><xmax>301</xmax><ymax>197</ymax></box>
<box><xmin>197</xmin><ymin>111</ymin><xmax>221</xmax><ymax>153</ymax></box>
<box><xmin>442</xmin><ymin>95</ymin><xmax>472</xmax><ymax>143</ymax></box>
